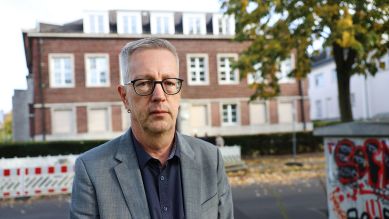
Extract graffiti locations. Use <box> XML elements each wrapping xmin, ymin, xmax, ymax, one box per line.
<box><xmin>328</xmin><ymin>138</ymin><xmax>389</xmax><ymax>219</ymax></box>
<box><xmin>333</xmin><ymin>138</ymin><xmax>389</xmax><ymax>190</ymax></box>
<box><xmin>330</xmin><ymin>188</ymin><xmax>347</xmax><ymax>219</ymax></box>
<box><xmin>346</xmin><ymin>204</ymin><xmax>388</xmax><ymax>219</ymax></box>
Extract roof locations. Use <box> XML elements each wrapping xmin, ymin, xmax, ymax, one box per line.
<box><xmin>311</xmin><ymin>49</ymin><xmax>334</xmax><ymax>68</ymax></box>
<box><xmin>314</xmin><ymin>120</ymin><xmax>389</xmax><ymax>137</ymax></box>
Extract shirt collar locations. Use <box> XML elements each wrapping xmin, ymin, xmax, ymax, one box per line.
<box><xmin>131</xmin><ymin>130</ymin><xmax>180</xmax><ymax>169</ymax></box>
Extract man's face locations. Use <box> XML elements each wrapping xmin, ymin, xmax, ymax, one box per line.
<box><xmin>118</xmin><ymin>48</ymin><xmax>181</xmax><ymax>135</ymax></box>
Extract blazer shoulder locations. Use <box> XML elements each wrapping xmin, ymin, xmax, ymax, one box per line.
<box><xmin>78</xmin><ymin>135</ymin><xmax>122</xmax><ymax>162</ymax></box>
<box><xmin>180</xmin><ymin>134</ymin><xmax>219</xmax><ymax>156</ymax></box>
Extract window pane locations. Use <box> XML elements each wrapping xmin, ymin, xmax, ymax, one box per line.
<box><xmin>52</xmin><ymin>57</ymin><xmax>73</xmax><ymax>86</ymax></box>
<box><xmin>98</xmin><ymin>15</ymin><xmax>104</xmax><ymax>32</ymax></box>
<box><xmin>52</xmin><ymin>109</ymin><xmax>72</xmax><ymax>134</ymax></box>
<box><xmin>89</xmin><ymin>108</ymin><xmax>109</xmax><ymax>132</ymax></box>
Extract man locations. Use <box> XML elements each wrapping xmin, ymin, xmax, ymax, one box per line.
<box><xmin>70</xmin><ymin>38</ymin><xmax>233</xmax><ymax>219</ymax></box>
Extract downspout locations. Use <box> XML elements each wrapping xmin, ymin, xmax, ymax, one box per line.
<box><xmin>37</xmin><ymin>38</ymin><xmax>46</xmax><ymax>141</ymax></box>
<box><xmin>298</xmin><ymin>79</ymin><xmax>306</xmax><ymax>131</ymax></box>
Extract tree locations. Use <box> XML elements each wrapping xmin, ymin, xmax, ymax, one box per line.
<box><xmin>0</xmin><ymin>112</ymin><xmax>12</xmax><ymax>142</ymax></box>
<box><xmin>222</xmin><ymin>0</ymin><xmax>389</xmax><ymax>122</ymax></box>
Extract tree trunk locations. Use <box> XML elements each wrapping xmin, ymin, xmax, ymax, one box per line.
<box><xmin>333</xmin><ymin>44</ymin><xmax>354</xmax><ymax>122</ymax></box>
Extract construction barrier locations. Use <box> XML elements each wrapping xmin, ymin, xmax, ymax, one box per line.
<box><xmin>0</xmin><ymin>155</ymin><xmax>76</xmax><ymax>199</ymax></box>
<box><xmin>0</xmin><ymin>146</ymin><xmax>244</xmax><ymax>199</ymax></box>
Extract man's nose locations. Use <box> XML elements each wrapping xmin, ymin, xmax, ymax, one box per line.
<box><xmin>151</xmin><ymin>83</ymin><xmax>166</xmax><ymax>101</ymax></box>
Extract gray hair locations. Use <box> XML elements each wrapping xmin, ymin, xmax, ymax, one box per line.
<box><xmin>119</xmin><ymin>38</ymin><xmax>179</xmax><ymax>84</ymax></box>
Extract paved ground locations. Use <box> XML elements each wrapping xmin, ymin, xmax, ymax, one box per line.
<box><xmin>0</xmin><ymin>153</ymin><xmax>328</xmax><ymax>219</ymax></box>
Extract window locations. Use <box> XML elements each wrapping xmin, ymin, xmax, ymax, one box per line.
<box><xmin>85</xmin><ymin>54</ymin><xmax>110</xmax><ymax>87</ymax></box>
<box><xmin>183</xmin><ymin>13</ymin><xmax>206</xmax><ymax>35</ymax></box>
<box><xmin>49</xmin><ymin>54</ymin><xmax>75</xmax><ymax>88</ymax></box>
<box><xmin>88</xmin><ymin>108</ymin><xmax>109</xmax><ymax>133</ymax></box>
<box><xmin>212</xmin><ymin>14</ymin><xmax>235</xmax><ymax>35</ymax></box>
<box><xmin>278</xmin><ymin>59</ymin><xmax>295</xmax><ymax>83</ymax></box>
<box><xmin>117</xmin><ymin>12</ymin><xmax>142</xmax><ymax>34</ymax></box>
<box><xmin>52</xmin><ymin>109</ymin><xmax>74</xmax><ymax>134</ymax></box>
<box><xmin>247</xmin><ymin>63</ymin><xmax>264</xmax><ymax>84</ymax></box>
<box><xmin>249</xmin><ymin>102</ymin><xmax>267</xmax><ymax>125</ymax></box>
<box><xmin>186</xmin><ymin>54</ymin><xmax>209</xmax><ymax>85</ymax></box>
<box><xmin>150</xmin><ymin>12</ymin><xmax>175</xmax><ymax>34</ymax></box>
<box><xmin>83</xmin><ymin>11</ymin><xmax>109</xmax><ymax>33</ymax></box>
<box><xmin>217</xmin><ymin>54</ymin><xmax>239</xmax><ymax>84</ymax></box>
<box><xmin>222</xmin><ymin>103</ymin><xmax>238</xmax><ymax>125</ymax></box>
<box><xmin>314</xmin><ymin>73</ymin><xmax>324</xmax><ymax>88</ymax></box>
<box><xmin>278</xmin><ymin>102</ymin><xmax>293</xmax><ymax>123</ymax></box>
<box><xmin>315</xmin><ymin>100</ymin><xmax>322</xmax><ymax>119</ymax></box>
<box><xmin>190</xmin><ymin>105</ymin><xmax>208</xmax><ymax>128</ymax></box>
<box><xmin>331</xmin><ymin>69</ymin><xmax>337</xmax><ymax>83</ymax></box>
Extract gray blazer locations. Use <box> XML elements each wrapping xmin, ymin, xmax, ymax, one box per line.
<box><xmin>70</xmin><ymin>129</ymin><xmax>233</xmax><ymax>219</ymax></box>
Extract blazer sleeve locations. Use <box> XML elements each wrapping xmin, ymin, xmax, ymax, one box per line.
<box><xmin>70</xmin><ymin>157</ymin><xmax>99</xmax><ymax>219</ymax></box>
<box><xmin>217</xmin><ymin>149</ymin><xmax>234</xmax><ymax>219</ymax></box>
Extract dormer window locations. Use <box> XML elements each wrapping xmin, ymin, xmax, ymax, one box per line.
<box><xmin>183</xmin><ymin>13</ymin><xmax>206</xmax><ymax>35</ymax></box>
<box><xmin>83</xmin><ymin>11</ymin><xmax>109</xmax><ymax>34</ymax></box>
<box><xmin>117</xmin><ymin>12</ymin><xmax>142</xmax><ymax>34</ymax></box>
<box><xmin>212</xmin><ymin>14</ymin><xmax>235</xmax><ymax>35</ymax></box>
<box><xmin>150</xmin><ymin>12</ymin><xmax>175</xmax><ymax>34</ymax></box>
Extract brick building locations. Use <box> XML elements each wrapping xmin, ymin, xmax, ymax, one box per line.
<box><xmin>20</xmin><ymin>10</ymin><xmax>311</xmax><ymax>141</ymax></box>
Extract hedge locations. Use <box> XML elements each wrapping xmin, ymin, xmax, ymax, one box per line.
<box><xmin>0</xmin><ymin>132</ymin><xmax>323</xmax><ymax>158</ymax></box>
<box><xmin>0</xmin><ymin>140</ymin><xmax>107</xmax><ymax>158</ymax></box>
<box><xmin>207</xmin><ymin>132</ymin><xmax>323</xmax><ymax>157</ymax></box>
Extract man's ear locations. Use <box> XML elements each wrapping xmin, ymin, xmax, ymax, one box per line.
<box><xmin>117</xmin><ymin>85</ymin><xmax>129</xmax><ymax>106</ymax></box>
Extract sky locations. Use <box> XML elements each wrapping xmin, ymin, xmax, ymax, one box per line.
<box><xmin>0</xmin><ymin>0</ymin><xmax>222</xmax><ymax>114</ymax></box>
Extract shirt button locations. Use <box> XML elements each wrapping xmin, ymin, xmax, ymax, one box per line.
<box><xmin>163</xmin><ymin>206</ymin><xmax>168</xmax><ymax>212</ymax></box>
<box><xmin>160</xmin><ymin>176</ymin><xmax>165</xmax><ymax>181</ymax></box>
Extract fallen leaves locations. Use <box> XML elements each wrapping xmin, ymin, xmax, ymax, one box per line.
<box><xmin>228</xmin><ymin>152</ymin><xmax>326</xmax><ymax>187</ymax></box>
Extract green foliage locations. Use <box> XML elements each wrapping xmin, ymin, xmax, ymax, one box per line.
<box><xmin>0</xmin><ymin>133</ymin><xmax>322</xmax><ymax>158</ymax></box>
<box><xmin>0</xmin><ymin>140</ymin><xmax>107</xmax><ymax>158</ymax></box>
<box><xmin>222</xmin><ymin>0</ymin><xmax>389</xmax><ymax>121</ymax></box>
<box><xmin>0</xmin><ymin>113</ymin><xmax>12</xmax><ymax>142</ymax></box>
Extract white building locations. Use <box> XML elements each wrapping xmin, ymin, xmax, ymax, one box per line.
<box><xmin>308</xmin><ymin>50</ymin><xmax>389</xmax><ymax>121</ymax></box>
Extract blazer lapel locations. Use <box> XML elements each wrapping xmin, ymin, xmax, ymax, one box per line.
<box><xmin>114</xmin><ymin>130</ymin><xmax>150</xmax><ymax>219</ymax></box>
<box><xmin>177</xmin><ymin>134</ymin><xmax>201</xmax><ymax>219</ymax></box>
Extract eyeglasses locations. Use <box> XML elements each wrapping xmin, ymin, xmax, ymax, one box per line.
<box><xmin>125</xmin><ymin>78</ymin><xmax>184</xmax><ymax>96</ymax></box>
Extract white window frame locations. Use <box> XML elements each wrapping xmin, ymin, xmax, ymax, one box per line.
<box><xmin>249</xmin><ymin>101</ymin><xmax>268</xmax><ymax>125</ymax></box>
<box><xmin>277</xmin><ymin>58</ymin><xmax>295</xmax><ymax>83</ymax></box>
<box><xmin>314</xmin><ymin>73</ymin><xmax>324</xmax><ymax>88</ymax></box>
<box><xmin>217</xmin><ymin>53</ymin><xmax>239</xmax><ymax>85</ymax></box>
<box><xmin>83</xmin><ymin>11</ymin><xmax>110</xmax><ymax>34</ymax></box>
<box><xmin>186</xmin><ymin>54</ymin><xmax>209</xmax><ymax>86</ymax></box>
<box><xmin>84</xmin><ymin>53</ymin><xmax>110</xmax><ymax>87</ymax></box>
<box><xmin>220</xmin><ymin>102</ymin><xmax>240</xmax><ymax>126</ymax></box>
<box><xmin>117</xmin><ymin>11</ymin><xmax>142</xmax><ymax>34</ymax></box>
<box><xmin>150</xmin><ymin>12</ymin><xmax>175</xmax><ymax>34</ymax></box>
<box><xmin>183</xmin><ymin>13</ymin><xmax>206</xmax><ymax>35</ymax></box>
<box><xmin>51</xmin><ymin>107</ymin><xmax>76</xmax><ymax>134</ymax></box>
<box><xmin>49</xmin><ymin>53</ymin><xmax>75</xmax><ymax>88</ymax></box>
<box><xmin>247</xmin><ymin>63</ymin><xmax>264</xmax><ymax>84</ymax></box>
<box><xmin>87</xmin><ymin>106</ymin><xmax>111</xmax><ymax>133</ymax></box>
<box><xmin>212</xmin><ymin>14</ymin><xmax>235</xmax><ymax>35</ymax></box>
<box><xmin>278</xmin><ymin>101</ymin><xmax>294</xmax><ymax>123</ymax></box>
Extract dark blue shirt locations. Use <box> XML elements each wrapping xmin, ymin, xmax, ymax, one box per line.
<box><xmin>132</xmin><ymin>132</ymin><xmax>185</xmax><ymax>219</ymax></box>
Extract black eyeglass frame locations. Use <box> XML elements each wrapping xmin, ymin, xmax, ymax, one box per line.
<box><xmin>125</xmin><ymin>78</ymin><xmax>184</xmax><ymax>96</ymax></box>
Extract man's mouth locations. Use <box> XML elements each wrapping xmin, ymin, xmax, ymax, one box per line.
<box><xmin>150</xmin><ymin>110</ymin><xmax>168</xmax><ymax>115</ymax></box>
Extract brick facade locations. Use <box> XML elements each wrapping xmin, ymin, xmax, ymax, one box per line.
<box><xmin>23</xmin><ymin>10</ymin><xmax>312</xmax><ymax>141</ymax></box>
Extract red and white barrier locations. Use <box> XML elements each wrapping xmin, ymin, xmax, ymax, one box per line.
<box><xmin>0</xmin><ymin>155</ymin><xmax>76</xmax><ymax>199</ymax></box>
